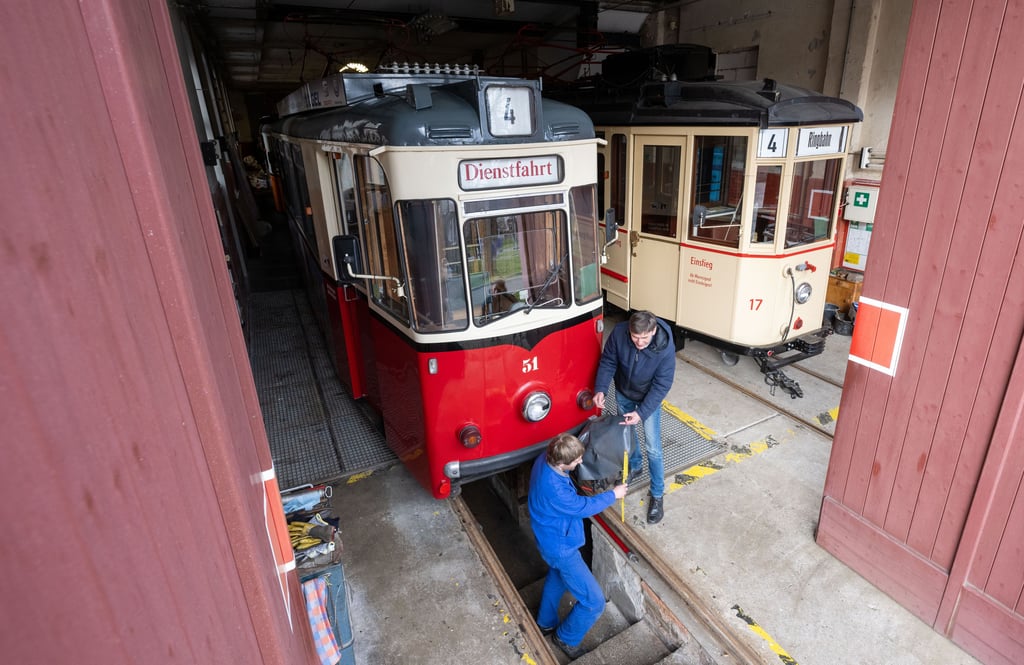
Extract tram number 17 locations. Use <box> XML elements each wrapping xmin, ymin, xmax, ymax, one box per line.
<box><xmin>749</xmin><ymin>299</ymin><xmax>763</xmax><ymax>311</ymax></box>
<box><xmin>522</xmin><ymin>357</ymin><xmax>539</xmax><ymax>373</ymax></box>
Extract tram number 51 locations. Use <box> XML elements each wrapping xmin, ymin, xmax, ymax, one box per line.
<box><xmin>522</xmin><ymin>357</ymin><xmax>539</xmax><ymax>373</ymax></box>
<box><xmin>749</xmin><ymin>299</ymin><xmax>763</xmax><ymax>311</ymax></box>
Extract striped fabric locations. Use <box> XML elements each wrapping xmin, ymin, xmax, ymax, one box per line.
<box><xmin>302</xmin><ymin>577</ymin><xmax>341</xmax><ymax>665</ymax></box>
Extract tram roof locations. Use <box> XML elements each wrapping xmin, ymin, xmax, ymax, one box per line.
<box><xmin>262</xmin><ymin>67</ymin><xmax>594</xmax><ymax>147</ymax></box>
<box><xmin>549</xmin><ymin>77</ymin><xmax>863</xmax><ymax>128</ymax></box>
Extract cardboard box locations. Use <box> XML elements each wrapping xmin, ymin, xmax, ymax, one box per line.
<box><xmin>827</xmin><ymin>276</ymin><xmax>863</xmax><ymax>313</ymax></box>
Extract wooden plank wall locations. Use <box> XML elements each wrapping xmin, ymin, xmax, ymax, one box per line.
<box><xmin>817</xmin><ymin>0</ymin><xmax>1024</xmax><ymax>662</ymax></box>
<box><xmin>0</xmin><ymin>1</ymin><xmax>318</xmax><ymax>663</ymax></box>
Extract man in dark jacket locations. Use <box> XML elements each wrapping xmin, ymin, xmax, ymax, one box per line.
<box><xmin>528</xmin><ymin>433</ymin><xmax>628</xmax><ymax>658</ymax></box>
<box><xmin>594</xmin><ymin>310</ymin><xmax>676</xmax><ymax>523</ymax></box>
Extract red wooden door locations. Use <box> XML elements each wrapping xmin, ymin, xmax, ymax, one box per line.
<box><xmin>816</xmin><ymin>1</ymin><xmax>1024</xmax><ymax>663</ymax></box>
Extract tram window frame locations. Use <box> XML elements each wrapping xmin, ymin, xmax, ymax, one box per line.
<box><xmin>289</xmin><ymin>143</ymin><xmax>316</xmax><ymax>246</ymax></box>
<box><xmin>610</xmin><ymin>134</ymin><xmax>627</xmax><ymax>223</ymax></box>
<box><xmin>688</xmin><ymin>135</ymin><xmax>749</xmax><ymax>249</ymax></box>
<box><xmin>785</xmin><ymin>157</ymin><xmax>842</xmax><ymax>249</ymax></box>
<box><xmin>332</xmin><ymin>152</ymin><xmax>360</xmax><ymax>237</ymax></box>
<box><xmin>569</xmin><ymin>184</ymin><xmax>601</xmax><ymax>305</ymax></box>
<box><xmin>396</xmin><ymin>199</ymin><xmax>468</xmax><ymax>333</ymax></box>
<box><xmin>465</xmin><ymin>208</ymin><xmax>570</xmax><ymax>326</ymax></box>
<box><xmin>354</xmin><ymin>155</ymin><xmax>408</xmax><ymax>324</ymax></box>
<box><xmin>751</xmin><ymin>164</ymin><xmax>783</xmax><ymax>246</ymax></box>
<box><xmin>639</xmin><ymin>144</ymin><xmax>681</xmax><ymax>238</ymax></box>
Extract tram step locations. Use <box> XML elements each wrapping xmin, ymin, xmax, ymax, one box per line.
<box><xmin>652</xmin><ymin>648</ymin><xmax>699</xmax><ymax>665</ymax></box>
<box><xmin>518</xmin><ymin>578</ymin><xmax>631</xmax><ymax>646</ymax></box>
<box><xmin>573</xmin><ymin>619</ymin><xmax>673</xmax><ymax>665</ymax></box>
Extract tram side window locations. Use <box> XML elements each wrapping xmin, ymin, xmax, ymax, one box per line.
<box><xmin>786</xmin><ymin>158</ymin><xmax>842</xmax><ymax>248</ymax></box>
<box><xmin>467</xmin><ymin>209</ymin><xmax>569</xmax><ymax>325</ymax></box>
<box><xmin>396</xmin><ymin>199</ymin><xmax>467</xmax><ymax>332</ymax></box>
<box><xmin>289</xmin><ymin>144</ymin><xmax>316</xmax><ymax>244</ymax></box>
<box><xmin>639</xmin><ymin>145</ymin><xmax>680</xmax><ymax>238</ymax></box>
<box><xmin>570</xmin><ymin>184</ymin><xmax>601</xmax><ymax>305</ymax></box>
<box><xmin>689</xmin><ymin>135</ymin><xmax>748</xmax><ymax>248</ymax></box>
<box><xmin>355</xmin><ymin>156</ymin><xmax>407</xmax><ymax>323</ymax></box>
<box><xmin>332</xmin><ymin>153</ymin><xmax>360</xmax><ymax>237</ymax></box>
<box><xmin>752</xmin><ymin>165</ymin><xmax>782</xmax><ymax>244</ymax></box>
<box><xmin>610</xmin><ymin>134</ymin><xmax>626</xmax><ymax>223</ymax></box>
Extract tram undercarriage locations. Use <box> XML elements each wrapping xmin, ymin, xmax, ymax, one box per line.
<box><xmin>676</xmin><ymin>326</ymin><xmax>833</xmax><ymax>399</ymax></box>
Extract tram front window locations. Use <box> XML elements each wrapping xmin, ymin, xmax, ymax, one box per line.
<box><xmin>689</xmin><ymin>135</ymin><xmax>748</xmax><ymax>248</ymax></box>
<box><xmin>752</xmin><ymin>165</ymin><xmax>782</xmax><ymax>244</ymax></box>
<box><xmin>465</xmin><ymin>209</ymin><xmax>570</xmax><ymax>325</ymax></box>
<box><xmin>396</xmin><ymin>199</ymin><xmax>468</xmax><ymax>332</ymax></box>
<box><xmin>786</xmin><ymin>157</ymin><xmax>842</xmax><ymax>248</ymax></box>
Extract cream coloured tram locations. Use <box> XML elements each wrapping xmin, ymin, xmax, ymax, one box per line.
<box><xmin>553</xmin><ymin>47</ymin><xmax>863</xmax><ymax>397</ymax></box>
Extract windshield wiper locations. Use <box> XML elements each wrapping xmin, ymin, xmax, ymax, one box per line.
<box><xmin>525</xmin><ymin>252</ymin><xmax>568</xmax><ymax>314</ymax></box>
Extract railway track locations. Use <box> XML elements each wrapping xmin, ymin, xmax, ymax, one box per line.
<box><xmin>458</xmin><ymin>472</ymin><xmax>767</xmax><ymax>665</ymax></box>
<box><xmin>455</xmin><ymin>336</ymin><xmax>848</xmax><ymax>663</ymax></box>
<box><xmin>675</xmin><ymin>338</ymin><xmax>843</xmax><ymax>440</ymax></box>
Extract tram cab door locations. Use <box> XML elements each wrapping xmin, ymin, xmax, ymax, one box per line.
<box><xmin>628</xmin><ymin>137</ymin><xmax>685</xmax><ymax>318</ymax></box>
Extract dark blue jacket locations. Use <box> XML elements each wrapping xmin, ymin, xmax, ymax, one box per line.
<box><xmin>528</xmin><ymin>453</ymin><xmax>616</xmax><ymax>562</ymax></box>
<box><xmin>594</xmin><ymin>318</ymin><xmax>675</xmax><ymax>421</ymax></box>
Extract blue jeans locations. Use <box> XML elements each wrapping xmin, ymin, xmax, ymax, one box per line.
<box><xmin>616</xmin><ymin>395</ymin><xmax>665</xmax><ymax>498</ymax></box>
<box><xmin>536</xmin><ymin>548</ymin><xmax>605</xmax><ymax>646</ymax></box>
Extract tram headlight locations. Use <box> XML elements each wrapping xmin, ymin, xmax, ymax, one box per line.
<box><xmin>522</xmin><ymin>391</ymin><xmax>552</xmax><ymax>422</ymax></box>
<box><xmin>795</xmin><ymin>282</ymin><xmax>813</xmax><ymax>304</ymax></box>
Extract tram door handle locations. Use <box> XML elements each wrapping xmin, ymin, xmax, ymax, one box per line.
<box><xmin>629</xmin><ymin>230</ymin><xmax>640</xmax><ymax>257</ymax></box>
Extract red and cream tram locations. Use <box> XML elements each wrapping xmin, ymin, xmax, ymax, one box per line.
<box><xmin>262</xmin><ymin>64</ymin><xmax>606</xmax><ymax>498</ymax></box>
<box><xmin>553</xmin><ymin>46</ymin><xmax>863</xmax><ymax>397</ymax></box>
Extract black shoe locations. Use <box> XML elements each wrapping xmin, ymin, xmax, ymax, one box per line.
<box><xmin>537</xmin><ymin>624</ymin><xmax>556</xmax><ymax>636</ymax></box>
<box><xmin>627</xmin><ymin>469</ymin><xmax>641</xmax><ymax>484</ymax></box>
<box><xmin>647</xmin><ymin>495</ymin><xmax>664</xmax><ymax>524</ymax></box>
<box><xmin>552</xmin><ymin>634</ymin><xmax>588</xmax><ymax>659</ymax></box>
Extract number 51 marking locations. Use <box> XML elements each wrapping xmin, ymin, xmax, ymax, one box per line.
<box><xmin>522</xmin><ymin>357</ymin><xmax>539</xmax><ymax>373</ymax></box>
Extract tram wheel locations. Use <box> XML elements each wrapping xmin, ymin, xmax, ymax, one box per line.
<box><xmin>720</xmin><ymin>351</ymin><xmax>740</xmax><ymax>366</ymax></box>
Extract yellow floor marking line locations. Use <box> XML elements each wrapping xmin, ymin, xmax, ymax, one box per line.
<box><xmin>668</xmin><ymin>434</ymin><xmax>785</xmax><ymax>492</ymax></box>
<box><xmin>662</xmin><ymin>400</ymin><xmax>717</xmax><ymax>440</ymax></box>
<box><xmin>816</xmin><ymin>405</ymin><xmax>841</xmax><ymax>426</ymax></box>
<box><xmin>733</xmin><ymin>604</ymin><xmax>798</xmax><ymax>665</ymax></box>
<box><xmin>344</xmin><ymin>470</ymin><xmax>374</xmax><ymax>484</ymax></box>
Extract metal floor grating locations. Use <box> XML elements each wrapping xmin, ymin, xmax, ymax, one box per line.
<box><xmin>605</xmin><ymin>384</ymin><xmax>725</xmax><ymax>490</ymax></box>
<box><xmin>247</xmin><ymin>290</ymin><xmax>396</xmax><ymax>490</ymax></box>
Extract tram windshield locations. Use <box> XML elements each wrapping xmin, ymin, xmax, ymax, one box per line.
<box><xmin>396</xmin><ymin>187</ymin><xmax>597</xmax><ymax>331</ymax></box>
<box><xmin>466</xmin><ymin>209</ymin><xmax>571</xmax><ymax>326</ymax></box>
<box><xmin>784</xmin><ymin>157</ymin><xmax>843</xmax><ymax>248</ymax></box>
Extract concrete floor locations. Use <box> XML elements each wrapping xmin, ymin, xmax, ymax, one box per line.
<box><xmin>318</xmin><ymin>317</ymin><xmax>983</xmax><ymax>665</ymax></box>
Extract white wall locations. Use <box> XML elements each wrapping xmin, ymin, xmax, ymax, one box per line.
<box><xmin>644</xmin><ymin>0</ymin><xmax>914</xmax><ymax>180</ymax></box>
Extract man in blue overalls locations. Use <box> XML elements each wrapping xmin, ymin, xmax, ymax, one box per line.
<box><xmin>528</xmin><ymin>433</ymin><xmax>628</xmax><ymax>659</ymax></box>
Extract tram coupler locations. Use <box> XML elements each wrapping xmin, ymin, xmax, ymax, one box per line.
<box><xmin>754</xmin><ymin>356</ymin><xmax>804</xmax><ymax>399</ymax></box>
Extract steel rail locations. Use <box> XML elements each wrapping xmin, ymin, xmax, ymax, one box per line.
<box><xmin>679</xmin><ymin>356</ymin><xmax>838</xmax><ymax>439</ymax></box>
<box><xmin>449</xmin><ymin>495</ymin><xmax>559</xmax><ymax>665</ymax></box>
<box><xmin>594</xmin><ymin>508</ymin><xmax>771</xmax><ymax>665</ymax></box>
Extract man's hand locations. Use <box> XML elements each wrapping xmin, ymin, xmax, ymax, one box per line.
<box><xmin>613</xmin><ymin>483</ymin><xmax>628</xmax><ymax>499</ymax></box>
<box><xmin>594</xmin><ymin>392</ymin><xmax>605</xmax><ymax>410</ymax></box>
<box><xmin>621</xmin><ymin>411</ymin><xmax>640</xmax><ymax>426</ymax></box>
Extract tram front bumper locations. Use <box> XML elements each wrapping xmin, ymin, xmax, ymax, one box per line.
<box><xmin>443</xmin><ymin>420</ymin><xmax>590</xmax><ymax>484</ymax></box>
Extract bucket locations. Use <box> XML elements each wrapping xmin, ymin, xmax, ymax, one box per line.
<box><xmin>833</xmin><ymin>311</ymin><xmax>854</xmax><ymax>336</ymax></box>
<box><xmin>823</xmin><ymin>303</ymin><xmax>839</xmax><ymax>326</ymax></box>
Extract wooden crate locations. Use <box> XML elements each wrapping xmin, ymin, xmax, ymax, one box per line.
<box><xmin>827</xmin><ymin>276</ymin><xmax>863</xmax><ymax>313</ymax></box>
